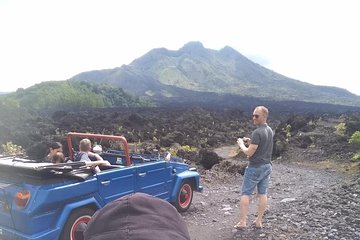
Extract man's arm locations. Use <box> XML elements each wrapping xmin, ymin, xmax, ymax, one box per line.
<box><xmin>80</xmin><ymin>153</ymin><xmax>110</xmax><ymax>166</ymax></box>
<box><xmin>237</xmin><ymin>138</ymin><xmax>258</xmax><ymax>157</ymax></box>
<box><xmin>86</xmin><ymin>160</ymin><xmax>110</xmax><ymax>167</ymax></box>
<box><xmin>87</xmin><ymin>152</ymin><xmax>104</xmax><ymax>161</ymax></box>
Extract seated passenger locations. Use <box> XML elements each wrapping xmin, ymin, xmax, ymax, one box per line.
<box><xmin>75</xmin><ymin>138</ymin><xmax>110</xmax><ymax>172</ymax></box>
<box><xmin>52</xmin><ymin>152</ymin><xmax>65</xmax><ymax>164</ymax></box>
<box><xmin>44</xmin><ymin>142</ymin><xmax>63</xmax><ymax>163</ymax></box>
<box><xmin>92</xmin><ymin>144</ymin><xmax>102</xmax><ymax>154</ymax></box>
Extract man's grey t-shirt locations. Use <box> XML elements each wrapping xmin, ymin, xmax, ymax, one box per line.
<box><xmin>249</xmin><ymin>123</ymin><xmax>274</xmax><ymax>167</ymax></box>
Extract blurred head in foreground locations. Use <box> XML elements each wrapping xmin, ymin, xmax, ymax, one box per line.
<box><xmin>84</xmin><ymin>192</ymin><xmax>190</xmax><ymax>240</ymax></box>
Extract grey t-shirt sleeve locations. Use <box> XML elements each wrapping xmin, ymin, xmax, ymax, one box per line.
<box><xmin>251</xmin><ymin>131</ymin><xmax>261</xmax><ymax>145</ymax></box>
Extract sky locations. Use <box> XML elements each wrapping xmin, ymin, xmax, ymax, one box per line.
<box><xmin>1</xmin><ymin>0</ymin><xmax>359</xmax><ymax>95</ymax></box>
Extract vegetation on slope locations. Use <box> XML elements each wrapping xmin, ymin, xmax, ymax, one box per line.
<box><xmin>0</xmin><ymin>80</ymin><xmax>153</xmax><ymax>110</ymax></box>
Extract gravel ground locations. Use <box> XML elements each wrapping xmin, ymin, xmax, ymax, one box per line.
<box><xmin>182</xmin><ymin>159</ymin><xmax>360</xmax><ymax>240</ymax></box>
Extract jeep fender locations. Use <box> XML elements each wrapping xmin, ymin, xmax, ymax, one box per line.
<box><xmin>170</xmin><ymin>171</ymin><xmax>202</xmax><ymax>202</ymax></box>
<box><xmin>55</xmin><ymin>197</ymin><xmax>101</xmax><ymax>235</ymax></box>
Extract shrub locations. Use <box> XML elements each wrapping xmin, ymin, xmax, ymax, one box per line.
<box><xmin>1</xmin><ymin>142</ymin><xmax>25</xmax><ymax>155</ymax></box>
<box><xmin>282</xmin><ymin>124</ymin><xmax>292</xmax><ymax>142</ymax></box>
<box><xmin>349</xmin><ymin>131</ymin><xmax>360</xmax><ymax>143</ymax></box>
<box><xmin>335</xmin><ymin>122</ymin><xmax>346</xmax><ymax>136</ymax></box>
<box><xmin>349</xmin><ymin>131</ymin><xmax>360</xmax><ymax>161</ymax></box>
<box><xmin>182</xmin><ymin>145</ymin><xmax>198</xmax><ymax>152</ymax></box>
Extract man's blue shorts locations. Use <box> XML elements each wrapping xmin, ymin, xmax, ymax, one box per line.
<box><xmin>241</xmin><ymin>163</ymin><xmax>272</xmax><ymax>196</ymax></box>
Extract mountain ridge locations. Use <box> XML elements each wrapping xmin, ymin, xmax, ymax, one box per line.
<box><xmin>70</xmin><ymin>42</ymin><xmax>359</xmax><ymax>107</ymax></box>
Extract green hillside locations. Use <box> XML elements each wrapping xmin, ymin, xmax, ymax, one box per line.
<box><xmin>0</xmin><ymin>81</ymin><xmax>152</xmax><ymax>110</ymax></box>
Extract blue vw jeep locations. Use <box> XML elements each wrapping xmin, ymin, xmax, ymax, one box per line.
<box><xmin>0</xmin><ymin>132</ymin><xmax>203</xmax><ymax>240</ymax></box>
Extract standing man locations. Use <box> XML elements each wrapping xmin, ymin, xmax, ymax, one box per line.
<box><xmin>234</xmin><ymin>106</ymin><xmax>274</xmax><ymax>230</ymax></box>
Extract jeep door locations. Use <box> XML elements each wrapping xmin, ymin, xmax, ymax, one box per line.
<box><xmin>135</xmin><ymin>161</ymin><xmax>172</xmax><ymax>201</ymax></box>
<box><xmin>96</xmin><ymin>166</ymin><xmax>136</xmax><ymax>204</ymax></box>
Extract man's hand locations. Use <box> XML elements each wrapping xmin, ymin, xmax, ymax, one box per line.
<box><xmin>242</xmin><ymin>137</ymin><xmax>251</xmax><ymax>147</ymax></box>
<box><xmin>237</xmin><ymin>137</ymin><xmax>257</xmax><ymax>158</ymax></box>
<box><xmin>237</xmin><ymin>138</ymin><xmax>246</xmax><ymax>149</ymax></box>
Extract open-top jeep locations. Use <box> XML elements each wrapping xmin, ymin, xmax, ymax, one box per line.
<box><xmin>0</xmin><ymin>132</ymin><xmax>203</xmax><ymax>240</ymax></box>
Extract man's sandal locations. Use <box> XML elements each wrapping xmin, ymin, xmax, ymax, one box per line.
<box><xmin>252</xmin><ymin>221</ymin><xmax>263</xmax><ymax>229</ymax></box>
<box><xmin>233</xmin><ymin>223</ymin><xmax>246</xmax><ymax>230</ymax></box>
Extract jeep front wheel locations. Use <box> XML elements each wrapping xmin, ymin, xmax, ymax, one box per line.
<box><xmin>174</xmin><ymin>180</ymin><xmax>193</xmax><ymax>212</ymax></box>
<box><xmin>60</xmin><ymin>207</ymin><xmax>95</xmax><ymax>240</ymax></box>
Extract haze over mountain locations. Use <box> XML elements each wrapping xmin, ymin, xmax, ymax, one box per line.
<box><xmin>71</xmin><ymin>42</ymin><xmax>360</xmax><ymax>107</ymax></box>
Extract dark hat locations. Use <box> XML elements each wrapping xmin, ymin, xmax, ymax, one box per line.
<box><xmin>49</xmin><ymin>141</ymin><xmax>62</xmax><ymax>150</ymax></box>
<box><xmin>83</xmin><ymin>193</ymin><xmax>191</xmax><ymax>240</ymax></box>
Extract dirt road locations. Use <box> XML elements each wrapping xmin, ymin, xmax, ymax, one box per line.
<box><xmin>182</xmin><ymin>147</ymin><xmax>360</xmax><ymax>240</ymax></box>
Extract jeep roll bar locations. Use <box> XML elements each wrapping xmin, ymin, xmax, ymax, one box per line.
<box><xmin>66</xmin><ymin>132</ymin><xmax>131</xmax><ymax>166</ymax></box>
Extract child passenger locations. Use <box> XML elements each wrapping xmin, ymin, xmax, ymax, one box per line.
<box><xmin>75</xmin><ymin>138</ymin><xmax>110</xmax><ymax>172</ymax></box>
